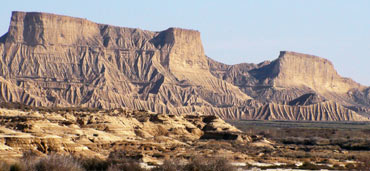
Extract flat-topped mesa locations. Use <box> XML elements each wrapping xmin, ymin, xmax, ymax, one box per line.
<box><xmin>6</xmin><ymin>11</ymin><xmax>103</xmax><ymax>46</ymax></box>
<box><xmin>168</xmin><ymin>28</ymin><xmax>207</xmax><ymax>70</ymax></box>
<box><xmin>271</xmin><ymin>51</ymin><xmax>362</xmax><ymax>93</ymax></box>
<box><xmin>5</xmin><ymin>11</ymin><xmax>206</xmax><ymax>61</ymax></box>
<box><xmin>157</xmin><ymin>27</ymin><xmax>209</xmax><ymax>80</ymax></box>
<box><xmin>1</xmin><ymin>11</ymin><xmax>368</xmax><ymax>120</ymax></box>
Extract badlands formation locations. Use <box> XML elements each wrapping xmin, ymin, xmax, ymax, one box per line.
<box><xmin>0</xmin><ymin>107</ymin><xmax>254</xmax><ymax>164</ymax></box>
<box><xmin>0</xmin><ymin>11</ymin><xmax>369</xmax><ymax>170</ymax></box>
<box><xmin>0</xmin><ymin>11</ymin><xmax>369</xmax><ymax>121</ymax></box>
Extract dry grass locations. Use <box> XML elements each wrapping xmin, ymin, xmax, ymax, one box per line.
<box><xmin>106</xmin><ymin>150</ymin><xmax>146</xmax><ymax>171</ymax></box>
<box><xmin>0</xmin><ymin>151</ymin><xmax>145</xmax><ymax>171</ymax></box>
<box><xmin>154</xmin><ymin>157</ymin><xmax>236</xmax><ymax>171</ymax></box>
<box><xmin>0</xmin><ymin>153</ymin><xmax>84</xmax><ymax>171</ymax></box>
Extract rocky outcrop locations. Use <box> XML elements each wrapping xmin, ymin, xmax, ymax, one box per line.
<box><xmin>0</xmin><ymin>107</ymin><xmax>250</xmax><ymax>163</ymax></box>
<box><xmin>209</xmin><ymin>52</ymin><xmax>370</xmax><ymax>119</ymax></box>
<box><xmin>0</xmin><ymin>11</ymin><xmax>369</xmax><ymax>121</ymax></box>
<box><xmin>271</xmin><ymin>51</ymin><xmax>363</xmax><ymax>94</ymax></box>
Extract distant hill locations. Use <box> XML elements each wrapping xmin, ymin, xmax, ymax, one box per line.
<box><xmin>0</xmin><ymin>11</ymin><xmax>369</xmax><ymax>121</ymax></box>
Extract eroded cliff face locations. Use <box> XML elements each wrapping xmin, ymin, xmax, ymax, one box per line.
<box><xmin>0</xmin><ymin>11</ymin><xmax>248</xmax><ymax>116</ymax></box>
<box><xmin>271</xmin><ymin>51</ymin><xmax>363</xmax><ymax>94</ymax></box>
<box><xmin>166</xmin><ymin>28</ymin><xmax>208</xmax><ymax>77</ymax></box>
<box><xmin>0</xmin><ymin>11</ymin><xmax>369</xmax><ymax>121</ymax></box>
<box><xmin>6</xmin><ymin>12</ymin><xmax>102</xmax><ymax>46</ymax></box>
<box><xmin>209</xmin><ymin>50</ymin><xmax>370</xmax><ymax>120</ymax></box>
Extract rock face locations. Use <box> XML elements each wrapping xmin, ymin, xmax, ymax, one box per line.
<box><xmin>209</xmin><ymin>53</ymin><xmax>370</xmax><ymax>120</ymax></box>
<box><xmin>0</xmin><ymin>11</ymin><xmax>369</xmax><ymax>121</ymax></box>
<box><xmin>0</xmin><ymin>107</ymin><xmax>250</xmax><ymax>163</ymax></box>
<box><xmin>271</xmin><ymin>52</ymin><xmax>362</xmax><ymax>93</ymax></box>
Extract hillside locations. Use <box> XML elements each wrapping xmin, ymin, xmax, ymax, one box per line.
<box><xmin>0</xmin><ymin>11</ymin><xmax>369</xmax><ymax>121</ymax></box>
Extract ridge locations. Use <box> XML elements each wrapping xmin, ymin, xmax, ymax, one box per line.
<box><xmin>279</xmin><ymin>51</ymin><xmax>332</xmax><ymax>63</ymax></box>
<box><xmin>7</xmin><ymin>11</ymin><xmax>101</xmax><ymax>46</ymax></box>
<box><xmin>271</xmin><ymin>51</ymin><xmax>362</xmax><ymax>93</ymax></box>
<box><xmin>0</xmin><ymin>11</ymin><xmax>368</xmax><ymax>121</ymax></box>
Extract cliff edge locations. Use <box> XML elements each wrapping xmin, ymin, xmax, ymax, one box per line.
<box><xmin>0</xmin><ymin>11</ymin><xmax>369</xmax><ymax>121</ymax></box>
<box><xmin>271</xmin><ymin>51</ymin><xmax>363</xmax><ymax>93</ymax></box>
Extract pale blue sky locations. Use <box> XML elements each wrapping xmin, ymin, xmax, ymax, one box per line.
<box><xmin>1</xmin><ymin>0</ymin><xmax>369</xmax><ymax>85</ymax></box>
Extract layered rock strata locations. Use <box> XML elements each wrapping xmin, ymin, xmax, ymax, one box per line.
<box><xmin>0</xmin><ymin>11</ymin><xmax>369</xmax><ymax>121</ymax></box>
<box><xmin>0</xmin><ymin>107</ymin><xmax>250</xmax><ymax>163</ymax></box>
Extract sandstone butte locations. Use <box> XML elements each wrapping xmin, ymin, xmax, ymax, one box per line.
<box><xmin>0</xmin><ymin>11</ymin><xmax>369</xmax><ymax>121</ymax></box>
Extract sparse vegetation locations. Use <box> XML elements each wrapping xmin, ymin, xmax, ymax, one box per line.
<box><xmin>0</xmin><ymin>153</ymin><xmax>237</xmax><ymax>171</ymax></box>
<box><xmin>228</xmin><ymin>120</ymin><xmax>370</xmax><ymax>170</ymax></box>
<box><xmin>1</xmin><ymin>104</ymin><xmax>370</xmax><ymax>170</ymax></box>
<box><xmin>106</xmin><ymin>150</ymin><xmax>146</xmax><ymax>171</ymax></box>
<box><xmin>79</xmin><ymin>158</ymin><xmax>110</xmax><ymax>171</ymax></box>
<box><xmin>153</xmin><ymin>157</ymin><xmax>236</xmax><ymax>171</ymax></box>
<box><xmin>0</xmin><ymin>153</ymin><xmax>84</xmax><ymax>171</ymax></box>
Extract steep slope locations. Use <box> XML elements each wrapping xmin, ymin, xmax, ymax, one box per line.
<box><xmin>271</xmin><ymin>51</ymin><xmax>363</xmax><ymax>93</ymax></box>
<box><xmin>0</xmin><ymin>11</ymin><xmax>368</xmax><ymax>121</ymax></box>
<box><xmin>209</xmin><ymin>51</ymin><xmax>370</xmax><ymax>119</ymax></box>
<box><xmin>288</xmin><ymin>93</ymin><xmax>326</xmax><ymax>106</ymax></box>
<box><xmin>209</xmin><ymin>51</ymin><xmax>365</xmax><ymax>103</ymax></box>
<box><xmin>0</xmin><ymin>11</ymin><xmax>248</xmax><ymax>114</ymax></box>
<box><xmin>243</xmin><ymin>101</ymin><xmax>368</xmax><ymax>121</ymax></box>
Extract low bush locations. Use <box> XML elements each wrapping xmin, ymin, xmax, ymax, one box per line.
<box><xmin>281</xmin><ymin>137</ymin><xmax>318</xmax><ymax>145</ymax></box>
<box><xmin>28</xmin><ymin>154</ymin><xmax>84</xmax><ymax>171</ymax></box>
<box><xmin>153</xmin><ymin>159</ymin><xmax>183</xmax><ymax>171</ymax></box>
<box><xmin>0</xmin><ymin>153</ymin><xmax>84</xmax><ymax>171</ymax></box>
<box><xmin>0</xmin><ymin>152</ymin><xmax>148</xmax><ymax>171</ymax></box>
<box><xmin>80</xmin><ymin>158</ymin><xmax>110</xmax><ymax>171</ymax></box>
<box><xmin>107</xmin><ymin>162</ymin><xmax>145</xmax><ymax>171</ymax></box>
<box><xmin>107</xmin><ymin>150</ymin><xmax>146</xmax><ymax>171</ymax></box>
<box><xmin>155</xmin><ymin>157</ymin><xmax>235</xmax><ymax>171</ymax></box>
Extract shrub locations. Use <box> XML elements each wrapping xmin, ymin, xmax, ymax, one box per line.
<box><xmin>154</xmin><ymin>157</ymin><xmax>235</xmax><ymax>171</ymax></box>
<box><xmin>0</xmin><ymin>153</ymin><xmax>238</xmax><ymax>171</ymax></box>
<box><xmin>31</xmin><ymin>154</ymin><xmax>84</xmax><ymax>171</ymax></box>
<box><xmin>9</xmin><ymin>163</ymin><xmax>24</xmax><ymax>171</ymax></box>
<box><xmin>107</xmin><ymin>151</ymin><xmax>146</xmax><ymax>171</ymax></box>
<box><xmin>6</xmin><ymin>153</ymin><xmax>83</xmax><ymax>171</ymax></box>
<box><xmin>185</xmin><ymin>157</ymin><xmax>234</xmax><ymax>171</ymax></box>
<box><xmin>80</xmin><ymin>158</ymin><xmax>109</xmax><ymax>171</ymax></box>
<box><xmin>107</xmin><ymin>162</ymin><xmax>144</xmax><ymax>171</ymax></box>
<box><xmin>153</xmin><ymin>159</ymin><xmax>184</xmax><ymax>171</ymax></box>
<box><xmin>185</xmin><ymin>157</ymin><xmax>235</xmax><ymax>171</ymax></box>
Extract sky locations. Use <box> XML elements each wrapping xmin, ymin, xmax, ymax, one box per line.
<box><xmin>1</xmin><ymin>0</ymin><xmax>369</xmax><ymax>85</ymax></box>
